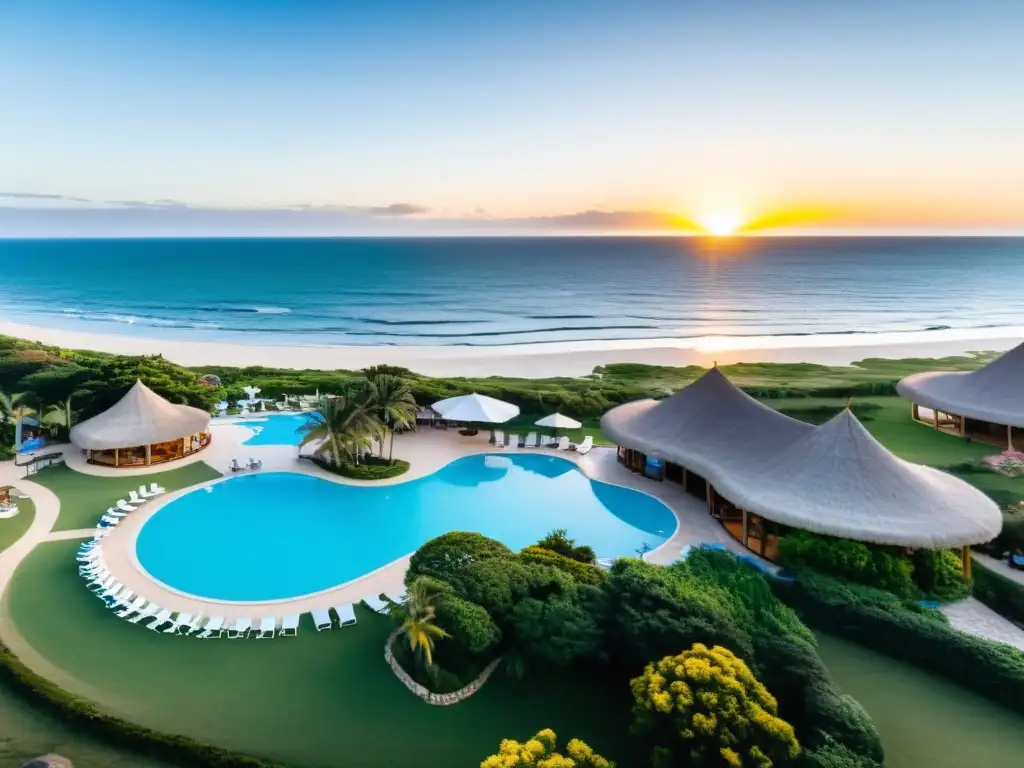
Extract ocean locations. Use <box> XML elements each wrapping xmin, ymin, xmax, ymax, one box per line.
<box><xmin>1</xmin><ymin>237</ymin><xmax>1022</xmax><ymax>348</ymax></box>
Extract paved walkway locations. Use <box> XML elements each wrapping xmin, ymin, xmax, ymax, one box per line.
<box><xmin>941</xmin><ymin>597</ymin><xmax>1024</xmax><ymax>652</ymax></box>
<box><xmin>973</xmin><ymin>551</ymin><xmax>1024</xmax><ymax>587</ymax></box>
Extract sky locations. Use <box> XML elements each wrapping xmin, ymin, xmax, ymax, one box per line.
<box><xmin>1</xmin><ymin>0</ymin><xmax>1023</xmax><ymax>236</ymax></box>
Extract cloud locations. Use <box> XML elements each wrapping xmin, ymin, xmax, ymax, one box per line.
<box><xmin>0</xmin><ymin>191</ymin><xmax>92</xmax><ymax>203</ymax></box>
<box><xmin>353</xmin><ymin>202</ymin><xmax>428</xmax><ymax>217</ymax></box>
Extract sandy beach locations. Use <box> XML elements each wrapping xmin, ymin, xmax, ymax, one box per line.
<box><xmin>2</xmin><ymin>320</ymin><xmax>1021</xmax><ymax>378</ymax></box>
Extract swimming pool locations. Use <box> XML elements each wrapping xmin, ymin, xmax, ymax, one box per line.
<box><xmin>135</xmin><ymin>454</ymin><xmax>676</xmax><ymax>602</ymax></box>
<box><xmin>235</xmin><ymin>413</ymin><xmax>316</xmax><ymax>445</ymax></box>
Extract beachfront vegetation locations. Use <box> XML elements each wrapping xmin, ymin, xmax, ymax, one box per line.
<box><xmin>481</xmin><ymin>729</ymin><xmax>614</xmax><ymax>768</ymax></box>
<box><xmin>630</xmin><ymin>643</ymin><xmax>801</xmax><ymax>768</ymax></box>
<box><xmin>775</xmin><ymin>531</ymin><xmax>969</xmax><ymax>602</ymax></box>
<box><xmin>773</xmin><ymin>570</ymin><xmax>1024</xmax><ymax>717</ymax></box>
<box><xmin>397</xmin><ymin>533</ymin><xmax>882</xmax><ymax>766</ymax></box>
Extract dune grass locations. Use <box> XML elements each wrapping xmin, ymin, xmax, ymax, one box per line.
<box><xmin>0</xmin><ymin>495</ymin><xmax>35</xmax><ymax>553</ymax></box>
<box><xmin>30</xmin><ymin>462</ymin><xmax>223</xmax><ymax>532</ymax></box>
<box><xmin>5</xmin><ymin>540</ymin><xmax>632</xmax><ymax>768</ymax></box>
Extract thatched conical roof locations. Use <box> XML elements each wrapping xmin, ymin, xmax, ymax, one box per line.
<box><xmin>897</xmin><ymin>342</ymin><xmax>1024</xmax><ymax>428</ymax></box>
<box><xmin>70</xmin><ymin>380</ymin><xmax>210</xmax><ymax>450</ymax></box>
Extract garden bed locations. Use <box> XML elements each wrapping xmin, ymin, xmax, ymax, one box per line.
<box><xmin>311</xmin><ymin>456</ymin><xmax>410</xmax><ymax>481</ymax></box>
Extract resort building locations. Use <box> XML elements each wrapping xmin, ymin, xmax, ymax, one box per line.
<box><xmin>896</xmin><ymin>341</ymin><xmax>1024</xmax><ymax>451</ymax></box>
<box><xmin>70</xmin><ymin>380</ymin><xmax>211</xmax><ymax>468</ymax></box>
<box><xmin>601</xmin><ymin>367</ymin><xmax>1002</xmax><ymax>575</ymax></box>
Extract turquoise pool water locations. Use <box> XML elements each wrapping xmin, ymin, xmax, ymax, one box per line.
<box><xmin>135</xmin><ymin>454</ymin><xmax>676</xmax><ymax>601</ymax></box>
<box><xmin>235</xmin><ymin>413</ymin><xmax>316</xmax><ymax>445</ymax></box>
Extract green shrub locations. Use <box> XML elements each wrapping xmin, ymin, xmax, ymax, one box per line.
<box><xmin>407</xmin><ymin>532</ymin><xmax>515</xmax><ymax>583</ymax></box>
<box><xmin>972</xmin><ymin>561</ymin><xmax>1024</xmax><ymax>626</ymax></box>
<box><xmin>510</xmin><ymin>585</ymin><xmax>608</xmax><ymax>666</ymax></box>
<box><xmin>534</xmin><ymin>528</ymin><xmax>597</xmax><ymax>564</ymax></box>
<box><xmin>777</xmin><ymin>531</ymin><xmax>916</xmax><ymax>597</ymax></box>
<box><xmin>911</xmin><ymin>549</ymin><xmax>969</xmax><ymax>601</ymax></box>
<box><xmin>801</xmin><ymin>733</ymin><xmax>881</xmax><ymax>768</ymax></box>
<box><xmin>311</xmin><ymin>456</ymin><xmax>409</xmax><ymax>480</ymax></box>
<box><xmin>435</xmin><ymin>593</ymin><xmax>502</xmax><ymax>658</ymax></box>
<box><xmin>520</xmin><ymin>545</ymin><xmax>606</xmax><ymax>585</ymax></box>
<box><xmin>0</xmin><ymin>642</ymin><xmax>277</xmax><ymax>766</ymax></box>
<box><xmin>772</xmin><ymin>570</ymin><xmax>1024</xmax><ymax>716</ymax></box>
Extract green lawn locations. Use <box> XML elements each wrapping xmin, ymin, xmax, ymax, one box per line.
<box><xmin>493</xmin><ymin>415</ymin><xmax>611</xmax><ymax>446</ymax></box>
<box><xmin>30</xmin><ymin>463</ymin><xmax>223</xmax><ymax>532</ymax></box>
<box><xmin>5</xmin><ymin>540</ymin><xmax>633</xmax><ymax>768</ymax></box>
<box><xmin>0</xmin><ymin>494</ymin><xmax>35</xmax><ymax>553</ymax></box>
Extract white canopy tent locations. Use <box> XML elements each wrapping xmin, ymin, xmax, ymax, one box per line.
<box><xmin>432</xmin><ymin>393</ymin><xmax>520</xmax><ymax>424</ymax></box>
<box><xmin>71</xmin><ymin>380</ymin><xmax>211</xmax><ymax>467</ymax></box>
<box><xmin>602</xmin><ymin>367</ymin><xmax>1001</xmax><ymax>552</ymax></box>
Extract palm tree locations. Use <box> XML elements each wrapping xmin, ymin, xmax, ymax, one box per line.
<box><xmin>367</xmin><ymin>374</ymin><xmax>418</xmax><ymax>463</ymax></box>
<box><xmin>388</xmin><ymin>577</ymin><xmax>450</xmax><ymax>666</ymax></box>
<box><xmin>42</xmin><ymin>394</ymin><xmax>75</xmax><ymax>438</ymax></box>
<box><xmin>0</xmin><ymin>392</ymin><xmax>37</xmax><ymax>449</ymax></box>
<box><xmin>298</xmin><ymin>390</ymin><xmax>381</xmax><ymax>466</ymax></box>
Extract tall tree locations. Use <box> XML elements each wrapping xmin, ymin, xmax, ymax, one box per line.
<box><xmin>298</xmin><ymin>390</ymin><xmax>380</xmax><ymax>466</ymax></box>
<box><xmin>366</xmin><ymin>374</ymin><xmax>418</xmax><ymax>462</ymax></box>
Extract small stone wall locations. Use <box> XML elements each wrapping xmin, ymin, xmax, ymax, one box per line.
<box><xmin>384</xmin><ymin>629</ymin><xmax>502</xmax><ymax>705</ymax></box>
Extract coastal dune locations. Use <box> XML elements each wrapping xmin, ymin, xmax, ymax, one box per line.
<box><xmin>2</xmin><ymin>320</ymin><xmax>1021</xmax><ymax>378</ymax></box>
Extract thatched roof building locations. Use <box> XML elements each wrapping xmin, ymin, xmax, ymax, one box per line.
<box><xmin>897</xmin><ymin>343</ymin><xmax>1024</xmax><ymax>448</ymax></box>
<box><xmin>70</xmin><ymin>380</ymin><xmax>211</xmax><ymax>467</ymax></box>
<box><xmin>602</xmin><ymin>368</ymin><xmax>1001</xmax><ymax>550</ymax></box>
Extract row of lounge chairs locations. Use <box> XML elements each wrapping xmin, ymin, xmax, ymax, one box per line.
<box><xmin>492</xmin><ymin>431</ymin><xmax>594</xmax><ymax>454</ymax></box>
<box><xmin>97</xmin><ymin>482</ymin><xmax>167</xmax><ymax>527</ymax></box>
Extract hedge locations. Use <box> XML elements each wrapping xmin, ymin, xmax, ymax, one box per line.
<box><xmin>972</xmin><ymin>561</ymin><xmax>1024</xmax><ymax>627</ymax></box>
<box><xmin>519</xmin><ymin>546</ymin><xmax>606</xmax><ymax>585</ymax></box>
<box><xmin>310</xmin><ymin>456</ymin><xmax>410</xmax><ymax>480</ymax></box>
<box><xmin>0</xmin><ymin>642</ymin><xmax>280</xmax><ymax>767</ymax></box>
<box><xmin>771</xmin><ymin>571</ymin><xmax>1024</xmax><ymax>716</ymax></box>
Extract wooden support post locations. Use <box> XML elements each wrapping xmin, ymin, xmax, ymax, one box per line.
<box><xmin>911</xmin><ymin>402</ymin><xmax>919</xmax><ymax>421</ymax></box>
<box><xmin>706</xmin><ymin>483</ymin><xmax>714</xmax><ymax>515</ymax></box>
<box><xmin>145</xmin><ymin>444</ymin><xmax>152</xmax><ymax>466</ymax></box>
<box><xmin>741</xmin><ymin>509</ymin><xmax>749</xmax><ymax>548</ymax></box>
<box><xmin>962</xmin><ymin>545</ymin><xmax>972</xmax><ymax>581</ymax></box>
<box><xmin>113</xmin><ymin>447</ymin><xmax>119</xmax><ymax>467</ymax></box>
<box><xmin>933</xmin><ymin>408</ymin><xmax>940</xmax><ymax>430</ymax></box>
<box><xmin>958</xmin><ymin>414</ymin><xmax>966</xmax><ymax>436</ymax></box>
<box><xmin>1009</xmin><ymin>424</ymin><xmax>1015</xmax><ymax>452</ymax></box>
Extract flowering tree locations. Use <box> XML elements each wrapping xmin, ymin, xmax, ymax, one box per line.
<box><xmin>630</xmin><ymin>643</ymin><xmax>800</xmax><ymax>767</ymax></box>
<box><xmin>481</xmin><ymin>729</ymin><xmax>613</xmax><ymax>768</ymax></box>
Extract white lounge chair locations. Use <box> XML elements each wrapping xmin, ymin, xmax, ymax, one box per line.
<box><xmin>163</xmin><ymin>612</ymin><xmax>189</xmax><ymax>633</ymax></box>
<box><xmin>363</xmin><ymin>595</ymin><xmax>389</xmax><ymax>614</ymax></box>
<box><xmin>197</xmin><ymin>616</ymin><xmax>225</xmax><ymax>639</ymax></box>
<box><xmin>129</xmin><ymin>602</ymin><xmax>161</xmax><ymax>624</ymax></box>
<box><xmin>116</xmin><ymin>499</ymin><xmax>137</xmax><ymax>514</ymax></box>
<box><xmin>140</xmin><ymin>484</ymin><xmax>160</xmax><ymax>499</ymax></box>
<box><xmin>524</xmin><ymin>432</ymin><xmax>538</xmax><ymax>448</ymax></box>
<box><xmin>105</xmin><ymin>508</ymin><xmax>127</xmax><ymax>518</ymax></box>
<box><xmin>333</xmin><ymin>603</ymin><xmax>357</xmax><ymax>627</ymax></box>
<box><xmin>97</xmin><ymin>583</ymin><xmax>125</xmax><ymax>601</ymax></box>
<box><xmin>116</xmin><ymin>596</ymin><xmax>147</xmax><ymax>618</ymax></box>
<box><xmin>99</xmin><ymin>515</ymin><xmax>120</xmax><ymax>526</ymax></box>
<box><xmin>508</xmin><ymin>433</ymin><xmax>520</xmax><ymax>448</ymax></box>
<box><xmin>257</xmin><ymin>617</ymin><xmax>277</xmax><ymax>638</ymax></box>
<box><xmin>107</xmin><ymin>589</ymin><xmax>135</xmax><ymax>609</ymax></box>
<box><xmin>128</xmin><ymin>490</ymin><xmax>148</xmax><ymax>505</ymax></box>
<box><xmin>574</xmin><ymin>435</ymin><xmax>594</xmax><ymax>455</ymax></box>
<box><xmin>311</xmin><ymin>609</ymin><xmax>333</xmax><ymax>631</ymax></box>
<box><xmin>228</xmin><ymin>617</ymin><xmax>252</xmax><ymax>638</ymax></box>
<box><xmin>493</xmin><ymin>430</ymin><xmax>505</xmax><ymax>448</ymax></box>
<box><xmin>556</xmin><ymin>436</ymin><xmax>570</xmax><ymax>450</ymax></box>
<box><xmin>148</xmin><ymin>482</ymin><xmax>167</xmax><ymax>495</ymax></box>
<box><xmin>89</xmin><ymin>575</ymin><xmax>116</xmax><ymax>592</ymax></box>
<box><xmin>146</xmin><ymin>609</ymin><xmax>174</xmax><ymax>630</ymax></box>
<box><xmin>540</xmin><ymin>434</ymin><xmax>552</xmax><ymax>447</ymax></box>
<box><xmin>279</xmin><ymin>614</ymin><xmax>300</xmax><ymax>636</ymax></box>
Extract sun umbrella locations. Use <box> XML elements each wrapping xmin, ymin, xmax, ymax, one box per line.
<box><xmin>534</xmin><ymin>413</ymin><xmax>582</xmax><ymax>430</ymax></box>
<box><xmin>432</xmin><ymin>393</ymin><xmax>520</xmax><ymax>424</ymax></box>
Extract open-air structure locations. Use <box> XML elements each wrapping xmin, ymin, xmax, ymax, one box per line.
<box><xmin>602</xmin><ymin>367</ymin><xmax>1002</xmax><ymax>575</ymax></box>
<box><xmin>70</xmin><ymin>380</ymin><xmax>211</xmax><ymax>468</ymax></box>
<box><xmin>897</xmin><ymin>342</ymin><xmax>1024</xmax><ymax>451</ymax></box>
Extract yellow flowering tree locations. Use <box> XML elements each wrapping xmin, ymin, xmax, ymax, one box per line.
<box><xmin>481</xmin><ymin>728</ymin><xmax>614</xmax><ymax>768</ymax></box>
<box><xmin>630</xmin><ymin>643</ymin><xmax>800</xmax><ymax>768</ymax></box>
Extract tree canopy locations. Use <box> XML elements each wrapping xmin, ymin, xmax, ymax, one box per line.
<box><xmin>481</xmin><ymin>729</ymin><xmax>614</xmax><ymax>768</ymax></box>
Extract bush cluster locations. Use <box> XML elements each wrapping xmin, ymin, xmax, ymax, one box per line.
<box><xmin>311</xmin><ymin>456</ymin><xmax>410</xmax><ymax>480</ymax></box>
<box><xmin>776</xmin><ymin>530</ymin><xmax>968</xmax><ymax>600</ymax></box>
<box><xmin>772</xmin><ymin>569</ymin><xmax>1024</xmax><ymax>716</ymax></box>
<box><xmin>0</xmin><ymin>642</ymin><xmax>277</xmax><ymax>767</ymax></box>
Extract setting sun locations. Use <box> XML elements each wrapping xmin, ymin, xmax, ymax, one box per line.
<box><xmin>696</xmin><ymin>212</ymin><xmax>745</xmax><ymax>236</ymax></box>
